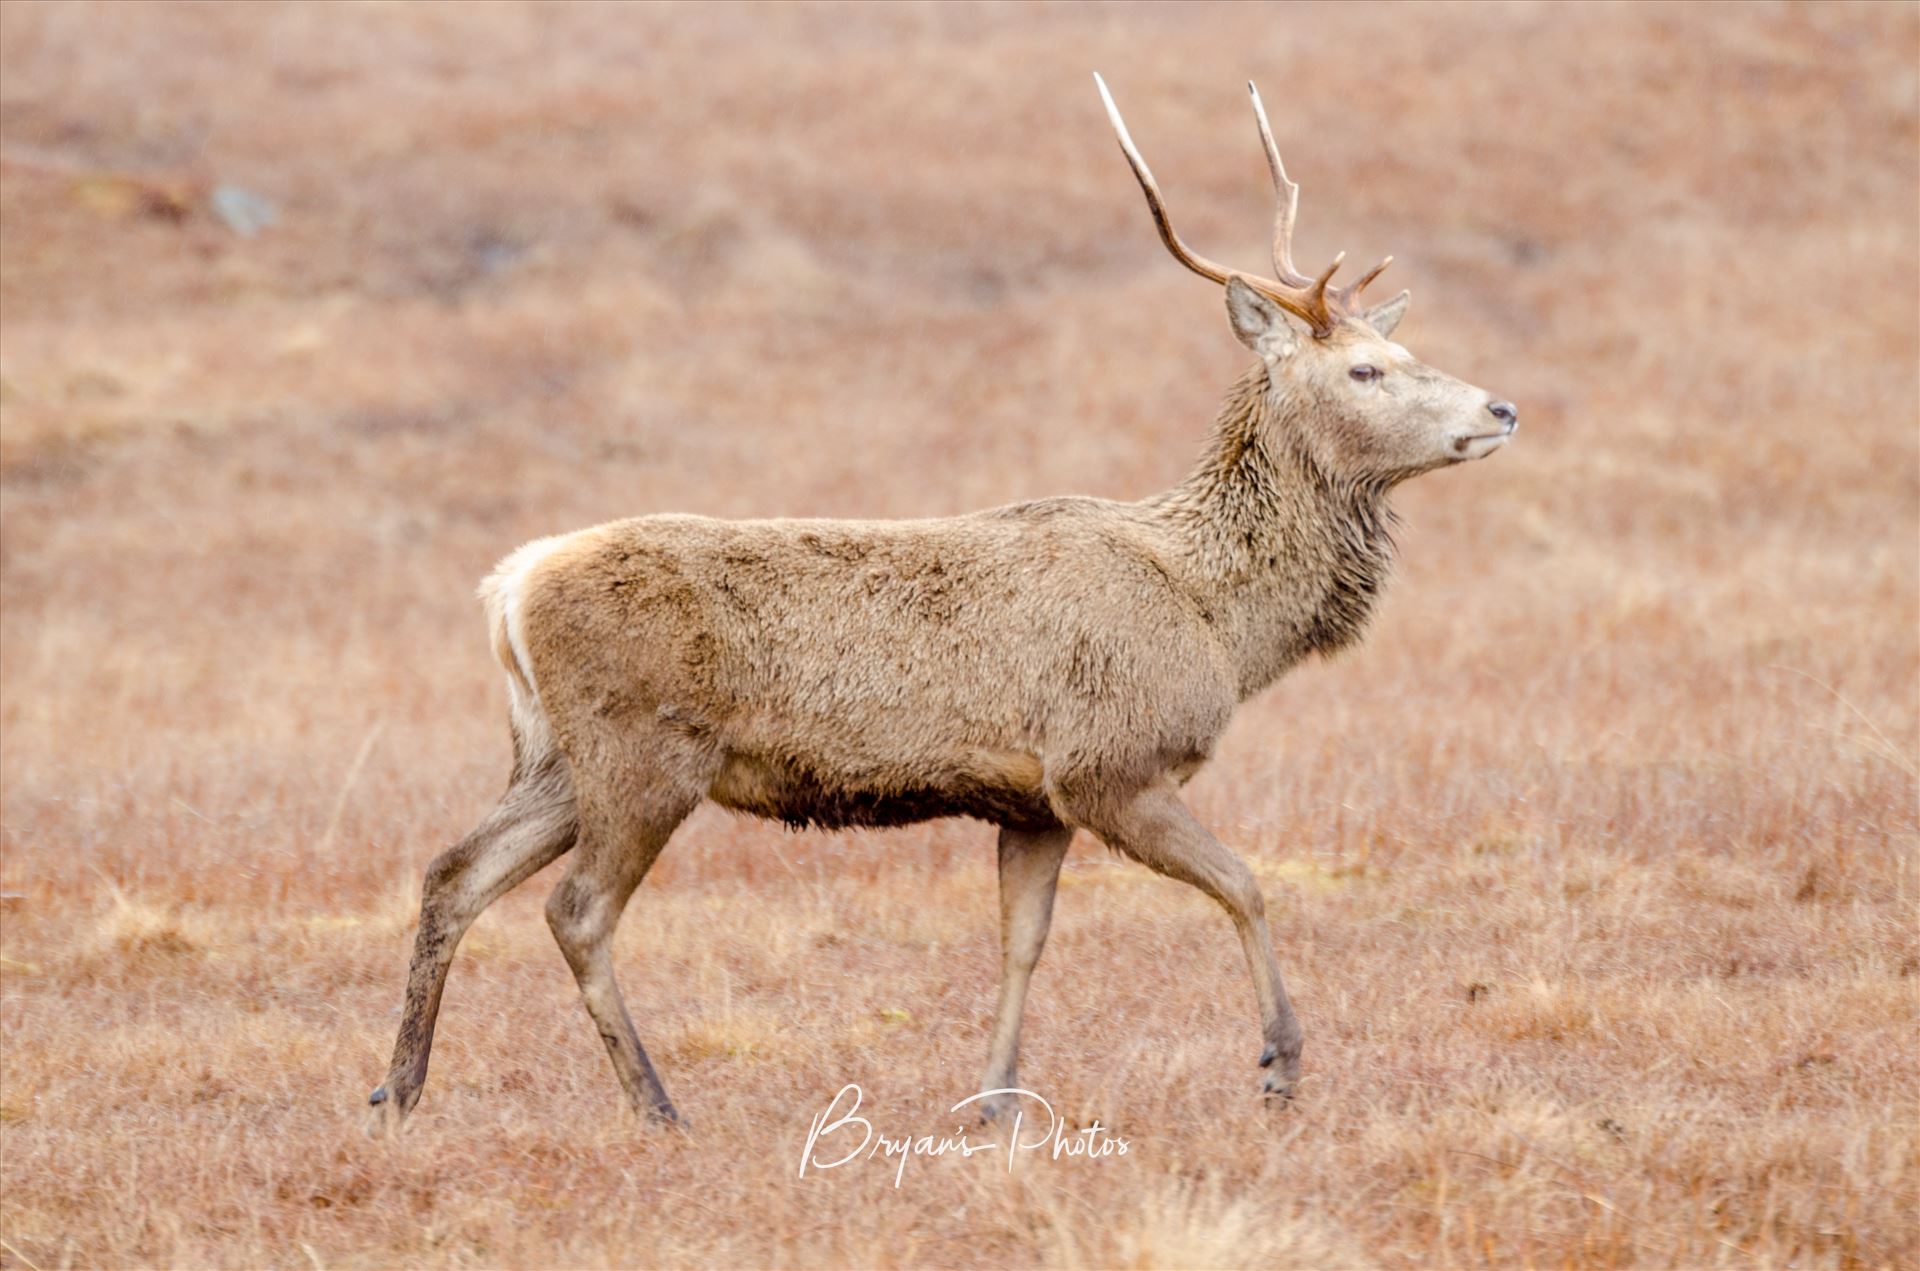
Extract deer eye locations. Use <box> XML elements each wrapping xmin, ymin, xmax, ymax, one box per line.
<box><xmin>1349</xmin><ymin>365</ymin><xmax>1381</xmax><ymax>382</ymax></box>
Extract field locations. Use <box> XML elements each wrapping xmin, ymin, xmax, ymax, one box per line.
<box><xmin>1</xmin><ymin>3</ymin><xmax>1916</xmax><ymax>1268</ymax></box>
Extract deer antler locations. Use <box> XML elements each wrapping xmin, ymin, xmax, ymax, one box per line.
<box><xmin>1095</xmin><ymin>74</ymin><xmax>1393</xmax><ymax>339</ymax></box>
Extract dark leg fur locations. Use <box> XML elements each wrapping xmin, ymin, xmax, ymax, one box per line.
<box><xmin>370</xmin><ymin>752</ymin><xmax>576</xmax><ymax>1131</ymax></box>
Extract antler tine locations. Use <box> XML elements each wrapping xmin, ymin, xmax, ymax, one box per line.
<box><xmin>1095</xmin><ymin>73</ymin><xmax>1237</xmax><ymax>288</ymax></box>
<box><xmin>1349</xmin><ymin>255</ymin><xmax>1393</xmax><ymax>297</ymax></box>
<box><xmin>1305</xmin><ymin>251</ymin><xmax>1345</xmax><ymax>314</ymax></box>
<box><xmin>1246</xmin><ymin>81</ymin><xmax>1310</xmax><ymax>286</ymax></box>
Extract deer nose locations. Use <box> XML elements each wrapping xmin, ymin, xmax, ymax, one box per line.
<box><xmin>1487</xmin><ymin>401</ymin><xmax>1518</xmax><ymax>429</ymax></box>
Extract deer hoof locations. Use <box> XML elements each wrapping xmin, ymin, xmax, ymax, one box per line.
<box><xmin>648</xmin><ymin>1104</ymin><xmax>692</xmax><ymax>1135</ymax></box>
<box><xmin>975</xmin><ymin>1095</ymin><xmax>1016</xmax><ymax>1126</ymax></box>
<box><xmin>365</xmin><ymin>1087</ymin><xmax>412</xmax><ymax>1138</ymax></box>
<box><xmin>366</xmin><ymin>1104</ymin><xmax>402</xmax><ymax>1139</ymax></box>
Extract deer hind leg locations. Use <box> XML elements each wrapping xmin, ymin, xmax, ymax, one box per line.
<box><xmin>545</xmin><ymin>746</ymin><xmax>709</xmax><ymax>1128</ymax></box>
<box><xmin>371</xmin><ymin>748</ymin><xmax>577</xmax><ymax>1132</ymax></box>
<box><xmin>1071</xmin><ymin>779</ymin><xmax>1304</xmax><ymax>1102</ymax></box>
<box><xmin>976</xmin><ymin>822</ymin><xmax>1074</xmax><ymax>1120</ymax></box>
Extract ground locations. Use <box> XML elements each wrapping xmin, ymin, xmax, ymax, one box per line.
<box><xmin>1</xmin><ymin>3</ymin><xmax>1915</xmax><ymax>1268</ymax></box>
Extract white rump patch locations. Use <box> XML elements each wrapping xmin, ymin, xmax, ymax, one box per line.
<box><xmin>478</xmin><ymin>532</ymin><xmax>574</xmax><ymax>752</ymax></box>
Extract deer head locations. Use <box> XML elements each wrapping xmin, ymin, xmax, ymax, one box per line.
<box><xmin>1096</xmin><ymin>75</ymin><xmax>1517</xmax><ymax>483</ymax></box>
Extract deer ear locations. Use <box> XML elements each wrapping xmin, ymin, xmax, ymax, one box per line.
<box><xmin>1362</xmin><ymin>289</ymin><xmax>1411</xmax><ymax>338</ymax></box>
<box><xmin>1225</xmin><ymin>277</ymin><xmax>1298</xmax><ymax>363</ymax></box>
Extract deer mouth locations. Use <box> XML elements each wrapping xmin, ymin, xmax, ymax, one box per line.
<box><xmin>1449</xmin><ymin>422</ymin><xmax>1517</xmax><ymax>459</ymax></box>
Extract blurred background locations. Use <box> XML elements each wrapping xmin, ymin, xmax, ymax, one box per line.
<box><xmin>1</xmin><ymin>4</ymin><xmax>1914</xmax><ymax>1268</ymax></box>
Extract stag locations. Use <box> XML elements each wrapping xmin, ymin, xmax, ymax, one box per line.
<box><xmin>369</xmin><ymin>75</ymin><xmax>1517</xmax><ymax>1131</ymax></box>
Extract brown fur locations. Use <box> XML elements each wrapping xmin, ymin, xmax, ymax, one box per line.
<box><xmin>371</xmin><ymin>275</ymin><xmax>1514</xmax><ymax>1131</ymax></box>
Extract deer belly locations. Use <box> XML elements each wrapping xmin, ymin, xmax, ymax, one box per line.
<box><xmin>707</xmin><ymin>748</ymin><xmax>1055</xmax><ymax>831</ymax></box>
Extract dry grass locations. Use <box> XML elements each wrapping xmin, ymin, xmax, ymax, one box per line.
<box><xmin>1</xmin><ymin>2</ymin><xmax>1916</xmax><ymax>1268</ymax></box>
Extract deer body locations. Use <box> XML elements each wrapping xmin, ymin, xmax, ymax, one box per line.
<box><xmin>498</xmin><ymin>370</ymin><xmax>1383</xmax><ymax>838</ymax></box>
<box><xmin>371</xmin><ymin>78</ymin><xmax>1515</xmax><ymax>1131</ymax></box>
<box><xmin>500</xmin><ymin>501</ymin><xmax>1228</xmax><ymax>837</ymax></box>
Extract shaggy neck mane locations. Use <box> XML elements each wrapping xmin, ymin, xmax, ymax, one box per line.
<box><xmin>1149</xmin><ymin>364</ymin><xmax>1397</xmax><ymax>695</ymax></box>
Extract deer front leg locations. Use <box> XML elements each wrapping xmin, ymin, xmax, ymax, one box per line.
<box><xmin>1073</xmin><ymin>780</ymin><xmax>1303</xmax><ymax>1102</ymax></box>
<box><xmin>976</xmin><ymin>823</ymin><xmax>1073</xmax><ymax>1120</ymax></box>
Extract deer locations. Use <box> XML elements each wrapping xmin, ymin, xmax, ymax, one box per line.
<box><xmin>367</xmin><ymin>74</ymin><xmax>1517</xmax><ymax>1134</ymax></box>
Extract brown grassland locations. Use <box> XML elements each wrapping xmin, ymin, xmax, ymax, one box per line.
<box><xmin>1</xmin><ymin>3</ymin><xmax>1916</xmax><ymax>1268</ymax></box>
